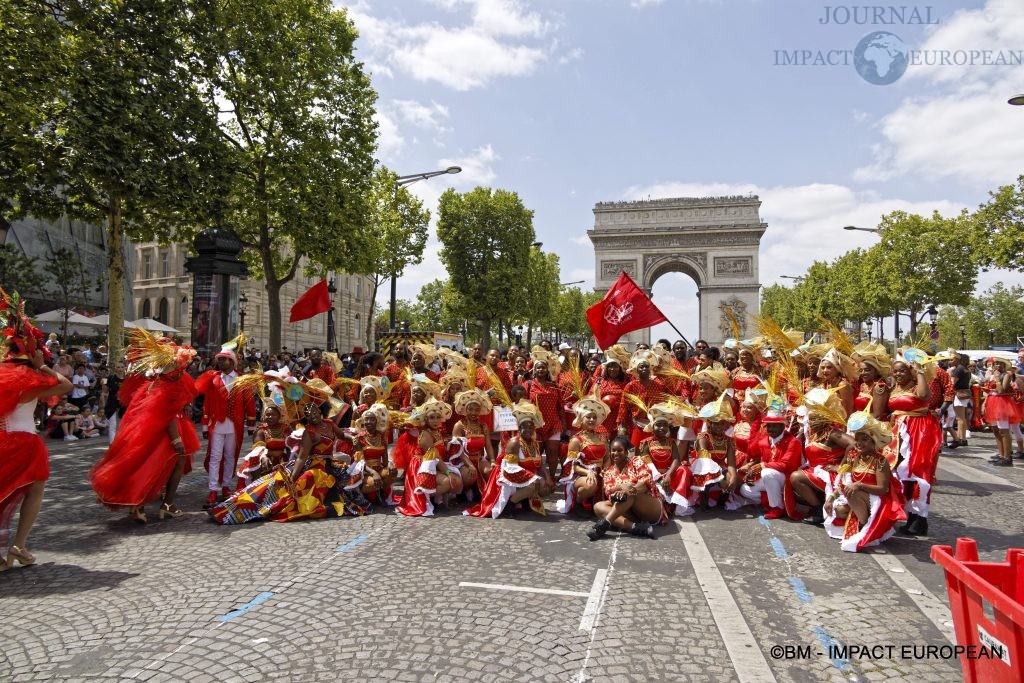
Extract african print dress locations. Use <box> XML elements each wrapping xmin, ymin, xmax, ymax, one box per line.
<box><xmin>823</xmin><ymin>451</ymin><xmax>907</xmax><ymax>552</ymax></box>
<box><xmin>555</xmin><ymin>437</ymin><xmax>606</xmax><ymax>514</ymax></box>
<box><xmin>464</xmin><ymin>440</ymin><xmax>546</xmax><ymax>519</ymax></box>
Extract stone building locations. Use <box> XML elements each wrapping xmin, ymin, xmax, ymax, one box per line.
<box><xmin>131</xmin><ymin>241</ymin><xmax>374</xmax><ymax>354</ymax></box>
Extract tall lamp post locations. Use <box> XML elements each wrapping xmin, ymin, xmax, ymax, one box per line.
<box><xmin>185</xmin><ymin>228</ymin><xmax>248</xmax><ymax>358</ymax></box>
<box><xmin>866</xmin><ymin>319</ymin><xmax>873</xmax><ymax>342</ymax></box>
<box><xmin>959</xmin><ymin>324</ymin><xmax>967</xmax><ymax>350</ymax></box>
<box><xmin>989</xmin><ymin>328</ymin><xmax>996</xmax><ymax>349</ymax></box>
<box><xmin>239</xmin><ymin>291</ymin><xmax>247</xmax><ymax>333</ymax></box>
<box><xmin>389</xmin><ymin>166</ymin><xmax>462</xmax><ymax>331</ymax></box>
<box><xmin>926</xmin><ymin>304</ymin><xmax>938</xmax><ymax>351</ymax></box>
<box><xmin>326</xmin><ymin>277</ymin><xmax>337</xmax><ymax>351</ymax></box>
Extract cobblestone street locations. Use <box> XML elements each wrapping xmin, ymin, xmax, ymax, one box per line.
<box><xmin>2</xmin><ymin>432</ymin><xmax>1021</xmax><ymax>682</ymax></box>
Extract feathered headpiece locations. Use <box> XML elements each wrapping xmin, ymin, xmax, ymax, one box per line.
<box><xmin>482</xmin><ymin>365</ymin><xmax>513</xmax><ymax>406</ymax></box>
<box><xmin>125</xmin><ymin>327</ymin><xmax>195</xmax><ymax>377</ymax></box>
<box><xmin>691</xmin><ymin>367</ymin><xmax>731</xmax><ymax>393</ymax></box>
<box><xmin>698</xmin><ymin>390</ymin><xmax>736</xmax><ymax>424</ymax></box>
<box><xmin>356</xmin><ymin>402</ymin><xmax>390</xmax><ymax>433</ymax></box>
<box><xmin>454</xmin><ymin>388</ymin><xmax>493</xmax><ymax>416</ymax></box>
<box><xmin>216</xmin><ymin>332</ymin><xmax>246</xmax><ymax>364</ymax></box>
<box><xmin>819</xmin><ymin>318</ymin><xmax>855</xmax><ymax>356</ymax></box>
<box><xmin>852</xmin><ymin>341</ymin><xmax>892</xmax><ymax>378</ymax></box>
<box><xmin>0</xmin><ymin>287</ymin><xmax>49</xmax><ymax>363</ymax></box>
<box><xmin>846</xmin><ymin>398</ymin><xmax>892</xmax><ymax>450</ymax></box>
<box><xmin>602</xmin><ymin>344</ymin><xmax>631</xmax><ymax>368</ymax></box>
<box><xmin>410</xmin><ymin>343</ymin><xmax>439</xmax><ymax>366</ymax></box>
<box><xmin>572</xmin><ymin>396</ymin><xmax>611</xmax><ymax>428</ymax></box>
<box><xmin>530</xmin><ymin>346</ymin><xmax>561</xmax><ymax>377</ymax></box>
<box><xmin>512</xmin><ymin>399</ymin><xmax>544</xmax><ymax>428</ymax></box>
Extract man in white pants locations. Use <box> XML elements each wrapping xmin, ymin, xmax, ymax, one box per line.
<box><xmin>737</xmin><ymin>406</ymin><xmax>803</xmax><ymax>519</ymax></box>
<box><xmin>195</xmin><ymin>350</ymin><xmax>256</xmax><ymax>507</ymax></box>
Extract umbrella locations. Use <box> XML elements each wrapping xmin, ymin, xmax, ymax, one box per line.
<box><xmin>127</xmin><ymin>317</ymin><xmax>180</xmax><ymax>333</ymax></box>
<box><xmin>34</xmin><ymin>308</ymin><xmax>94</xmax><ymax>325</ymax></box>
<box><xmin>77</xmin><ymin>314</ymin><xmax>109</xmax><ymax>327</ymax></box>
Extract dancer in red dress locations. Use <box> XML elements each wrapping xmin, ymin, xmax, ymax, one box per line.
<box><xmin>851</xmin><ymin>342</ymin><xmax>891</xmax><ymax>412</ymax></box>
<box><xmin>521</xmin><ymin>348</ymin><xmax>564</xmax><ymax>479</ymax></box>
<box><xmin>790</xmin><ymin>387</ymin><xmax>849</xmax><ymax>525</ymax></box>
<box><xmin>90</xmin><ymin>329</ymin><xmax>201</xmax><ymax>523</ymax></box>
<box><xmin>983</xmin><ymin>358</ymin><xmax>1019</xmax><ymax>467</ymax></box>
<box><xmin>882</xmin><ymin>354</ymin><xmax>941</xmax><ymax>535</ymax></box>
<box><xmin>451</xmin><ymin>387</ymin><xmax>496</xmax><ymax>494</ymax></box>
<box><xmin>0</xmin><ymin>289</ymin><xmax>73</xmax><ymax>569</ymax></box>
<box><xmin>823</xmin><ymin>408</ymin><xmax>906</xmax><ymax>552</ymax></box>
<box><xmin>396</xmin><ymin>398</ymin><xmax>454</xmax><ymax>517</ymax></box>
<box><xmin>616</xmin><ymin>349</ymin><xmax>670</xmax><ymax>447</ymax></box>
<box><xmin>586</xmin><ymin>435</ymin><xmax>665</xmax><ymax>541</ymax></box>
<box><xmin>556</xmin><ymin>397</ymin><xmax>610</xmax><ymax>514</ymax></box>
<box><xmin>636</xmin><ymin>401</ymin><xmax>695</xmax><ymax>517</ymax></box>
<box><xmin>465</xmin><ymin>400</ymin><xmax>553</xmax><ymax>519</ymax></box>
<box><xmin>593</xmin><ymin>346</ymin><xmax>629</xmax><ymax>435</ymax></box>
<box><xmin>351</xmin><ymin>403</ymin><xmax>396</xmax><ymax>504</ymax></box>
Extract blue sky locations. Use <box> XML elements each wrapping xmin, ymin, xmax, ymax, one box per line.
<box><xmin>346</xmin><ymin>0</ymin><xmax>1024</xmax><ymax>343</ymax></box>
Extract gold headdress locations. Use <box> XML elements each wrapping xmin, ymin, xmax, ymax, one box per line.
<box><xmin>698</xmin><ymin>391</ymin><xmax>735</xmax><ymax>424</ymax></box>
<box><xmin>800</xmin><ymin>386</ymin><xmax>848</xmax><ymax>427</ymax></box>
<box><xmin>852</xmin><ymin>341</ymin><xmax>891</xmax><ymax>378</ymax></box>
<box><xmin>602</xmin><ymin>344</ymin><xmax>631</xmax><ymax>368</ymax></box>
<box><xmin>644</xmin><ymin>400</ymin><xmax>697</xmax><ymax>432</ymax></box>
<box><xmin>627</xmin><ymin>348</ymin><xmax>661</xmax><ymax>373</ymax></box>
<box><xmin>511</xmin><ymin>399</ymin><xmax>544</xmax><ymax>428</ymax></box>
<box><xmin>819</xmin><ymin>318</ymin><xmax>855</xmax><ymax>356</ymax></box>
<box><xmin>530</xmin><ymin>346</ymin><xmax>561</xmax><ymax>377</ymax></box>
<box><xmin>356</xmin><ymin>402</ymin><xmax>390</xmax><ymax>433</ymax></box>
<box><xmin>454</xmin><ymin>388</ymin><xmax>493</xmax><ymax>416</ymax></box>
<box><xmin>482</xmin><ymin>365</ymin><xmax>513</xmax><ymax>406</ymax></box>
<box><xmin>846</xmin><ymin>399</ymin><xmax>892</xmax><ymax>450</ymax></box>
<box><xmin>410</xmin><ymin>343</ymin><xmax>439</xmax><ymax>366</ymax></box>
<box><xmin>572</xmin><ymin>397</ymin><xmax>611</xmax><ymax>428</ymax></box>
<box><xmin>406</xmin><ymin>397</ymin><xmax>453</xmax><ymax>426</ymax></box>
<box><xmin>820</xmin><ymin>347</ymin><xmax>859</xmax><ymax>383</ymax></box>
<box><xmin>125</xmin><ymin>327</ymin><xmax>196</xmax><ymax>376</ymax></box>
<box><xmin>691</xmin><ymin>367</ymin><xmax>731</xmax><ymax>393</ymax></box>
<box><xmin>409</xmin><ymin>371</ymin><xmax>444</xmax><ymax>401</ymax></box>
<box><xmin>437</xmin><ymin>348</ymin><xmax>468</xmax><ymax>370</ymax></box>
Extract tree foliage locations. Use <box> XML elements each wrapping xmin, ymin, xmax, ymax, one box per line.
<box><xmin>436</xmin><ymin>187</ymin><xmax>536</xmax><ymax>350</ymax></box>
<box><xmin>0</xmin><ymin>245</ymin><xmax>46</xmax><ymax>307</ymax></box>
<box><xmin>416</xmin><ymin>279</ymin><xmax>464</xmax><ymax>332</ymax></box>
<box><xmin>972</xmin><ymin>174</ymin><xmax>1024</xmax><ymax>271</ymax></box>
<box><xmin>935</xmin><ymin>284</ymin><xmax>1024</xmax><ymax>350</ymax></box>
<box><xmin>355</xmin><ymin>167</ymin><xmax>431</xmax><ymax>345</ymax></box>
<box><xmin>44</xmin><ymin>247</ymin><xmax>92</xmax><ymax>344</ymax></box>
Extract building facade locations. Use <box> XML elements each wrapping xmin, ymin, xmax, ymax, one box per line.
<box><xmin>131</xmin><ymin>241</ymin><xmax>375</xmax><ymax>354</ymax></box>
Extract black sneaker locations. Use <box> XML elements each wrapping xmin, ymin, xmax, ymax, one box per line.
<box><xmin>993</xmin><ymin>458</ymin><xmax>1014</xmax><ymax>467</ymax></box>
<box><xmin>1014</xmin><ymin>451</ymin><xmax>1024</xmax><ymax>460</ymax></box>
<box><xmin>630</xmin><ymin>521</ymin><xmax>656</xmax><ymax>539</ymax></box>
<box><xmin>802</xmin><ymin>506</ymin><xmax>825</xmax><ymax>526</ymax></box>
<box><xmin>946</xmin><ymin>441</ymin><xmax>960</xmax><ymax>450</ymax></box>
<box><xmin>906</xmin><ymin>516</ymin><xmax>929</xmax><ymax>535</ymax></box>
<box><xmin>900</xmin><ymin>512</ymin><xmax>920</xmax><ymax>534</ymax></box>
<box><xmin>587</xmin><ymin>519</ymin><xmax>611</xmax><ymax>541</ymax></box>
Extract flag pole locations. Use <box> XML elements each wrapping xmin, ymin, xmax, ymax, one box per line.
<box><xmin>662</xmin><ymin>320</ymin><xmax>693</xmax><ymax>350</ymax></box>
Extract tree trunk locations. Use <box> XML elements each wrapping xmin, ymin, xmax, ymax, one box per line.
<box><xmin>365</xmin><ymin>279</ymin><xmax>379</xmax><ymax>351</ymax></box>
<box><xmin>497</xmin><ymin>318</ymin><xmax>503</xmax><ymax>345</ymax></box>
<box><xmin>266</xmin><ymin>277</ymin><xmax>282</xmax><ymax>353</ymax></box>
<box><xmin>908</xmin><ymin>306</ymin><xmax>919</xmax><ymax>337</ymax></box>
<box><xmin>106</xmin><ymin>192</ymin><xmax>125</xmax><ymax>361</ymax></box>
<box><xmin>481</xmin><ymin>315</ymin><xmax>491</xmax><ymax>351</ymax></box>
<box><xmin>526</xmin><ymin>321</ymin><xmax>533</xmax><ymax>349</ymax></box>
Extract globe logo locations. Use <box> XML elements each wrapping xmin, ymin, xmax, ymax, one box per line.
<box><xmin>854</xmin><ymin>31</ymin><xmax>909</xmax><ymax>85</ymax></box>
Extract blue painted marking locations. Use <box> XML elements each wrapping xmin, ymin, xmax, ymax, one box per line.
<box><xmin>812</xmin><ymin>626</ymin><xmax>852</xmax><ymax>672</ymax></box>
<box><xmin>787</xmin><ymin>576</ymin><xmax>812</xmax><ymax>604</ymax></box>
<box><xmin>769</xmin><ymin>537</ymin><xmax>789</xmax><ymax>559</ymax></box>
<box><xmin>219</xmin><ymin>591</ymin><xmax>274</xmax><ymax>623</ymax></box>
<box><xmin>757</xmin><ymin>515</ymin><xmax>771</xmax><ymax>528</ymax></box>
<box><xmin>335</xmin><ymin>534</ymin><xmax>369</xmax><ymax>554</ymax></box>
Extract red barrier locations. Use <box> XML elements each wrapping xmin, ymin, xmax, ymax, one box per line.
<box><xmin>931</xmin><ymin>538</ymin><xmax>1024</xmax><ymax>682</ymax></box>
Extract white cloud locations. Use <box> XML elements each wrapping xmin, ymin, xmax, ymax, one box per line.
<box><xmin>630</xmin><ymin>0</ymin><xmax>665</xmax><ymax>8</ymax></box>
<box><xmin>439</xmin><ymin>144</ymin><xmax>500</xmax><ymax>186</ymax></box>
<box><xmin>569</xmin><ymin>233</ymin><xmax>591</xmax><ymax>245</ymax></box>
<box><xmin>349</xmin><ymin>0</ymin><xmax>560</xmax><ymax>91</ymax></box>
<box><xmin>854</xmin><ymin>0</ymin><xmax>1024</xmax><ymax>185</ymax></box>
<box><xmin>559</xmin><ymin>47</ymin><xmax>585</xmax><ymax>65</ymax></box>
<box><xmin>393</xmin><ymin>99</ymin><xmax>451</xmax><ymax>132</ymax></box>
<box><xmin>373</xmin><ymin>109</ymin><xmax>404</xmax><ymax>159</ymax></box>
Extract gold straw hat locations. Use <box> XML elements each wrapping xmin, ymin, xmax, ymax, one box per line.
<box><xmin>454</xmin><ymin>388</ymin><xmax>493</xmax><ymax>416</ymax></box>
<box><xmin>572</xmin><ymin>397</ymin><xmax>611</xmax><ymax>428</ymax></box>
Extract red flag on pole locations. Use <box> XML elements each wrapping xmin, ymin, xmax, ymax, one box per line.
<box><xmin>586</xmin><ymin>271</ymin><xmax>668</xmax><ymax>349</ymax></box>
<box><xmin>289</xmin><ymin>279</ymin><xmax>331</xmax><ymax>323</ymax></box>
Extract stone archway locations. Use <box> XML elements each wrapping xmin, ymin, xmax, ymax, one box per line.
<box><xmin>588</xmin><ymin>195</ymin><xmax>766</xmax><ymax>347</ymax></box>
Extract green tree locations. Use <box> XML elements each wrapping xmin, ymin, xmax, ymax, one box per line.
<box><xmin>44</xmin><ymin>247</ymin><xmax>92</xmax><ymax>344</ymax></box>
<box><xmin>416</xmin><ymin>279</ymin><xmax>464</xmax><ymax>332</ymax></box>
<box><xmin>936</xmin><ymin>284</ymin><xmax>1024</xmax><ymax>350</ymax></box>
<box><xmin>373</xmin><ymin>299</ymin><xmax>419</xmax><ymax>335</ymax></box>
<box><xmin>354</xmin><ymin>167</ymin><xmax>431</xmax><ymax>347</ymax></box>
<box><xmin>760</xmin><ymin>284</ymin><xmax>800</xmax><ymax>328</ymax></box>
<box><xmin>0</xmin><ymin>245</ymin><xmax>46</xmax><ymax>307</ymax></box>
<box><xmin>193</xmin><ymin>0</ymin><xmax>378</xmax><ymax>352</ymax></box>
<box><xmin>436</xmin><ymin>187</ymin><xmax>535</xmax><ymax>350</ymax></box>
<box><xmin>972</xmin><ymin>175</ymin><xmax>1024</xmax><ymax>271</ymax></box>
<box><xmin>1</xmin><ymin>0</ymin><xmax>227</xmax><ymax>361</ymax></box>
<box><xmin>516</xmin><ymin>249</ymin><xmax>559</xmax><ymax>348</ymax></box>
<box><xmin>872</xmin><ymin>210</ymin><xmax>976</xmax><ymax>335</ymax></box>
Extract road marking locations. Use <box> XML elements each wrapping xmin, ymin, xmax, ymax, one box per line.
<box><xmin>870</xmin><ymin>550</ymin><xmax>955</xmax><ymax>644</ymax></box>
<box><xmin>219</xmin><ymin>591</ymin><xmax>275</xmax><ymax>623</ymax></box>
<box><xmin>939</xmin><ymin>457</ymin><xmax>1022</xmax><ymax>489</ymax></box>
<box><xmin>457</xmin><ymin>581</ymin><xmax>589</xmax><ymax>598</ymax></box>
<box><xmin>677</xmin><ymin>518</ymin><xmax>777</xmax><ymax>683</ymax></box>
<box><xmin>578</xmin><ymin>568</ymin><xmax>611</xmax><ymax>633</ymax></box>
<box><xmin>573</xmin><ymin>535</ymin><xmax>620</xmax><ymax>683</ymax></box>
<box><xmin>811</xmin><ymin>626</ymin><xmax>852</xmax><ymax>672</ymax></box>
<box><xmin>787</xmin><ymin>576</ymin><xmax>812</xmax><ymax>604</ymax></box>
<box><xmin>335</xmin><ymin>534</ymin><xmax>370</xmax><ymax>553</ymax></box>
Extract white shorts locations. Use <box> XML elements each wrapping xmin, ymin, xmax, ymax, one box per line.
<box><xmin>993</xmin><ymin>419</ymin><xmax>1011</xmax><ymax>430</ymax></box>
<box><xmin>953</xmin><ymin>395</ymin><xmax>972</xmax><ymax>408</ymax></box>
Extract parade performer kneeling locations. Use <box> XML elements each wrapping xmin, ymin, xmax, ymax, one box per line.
<box><xmin>823</xmin><ymin>405</ymin><xmax>906</xmax><ymax>552</ymax></box>
<box><xmin>465</xmin><ymin>400</ymin><xmax>554</xmax><ymax>519</ymax></box>
<box><xmin>396</xmin><ymin>398</ymin><xmax>454</xmax><ymax>517</ymax></box>
<box><xmin>556</xmin><ymin>397</ymin><xmax>610</xmax><ymax>514</ymax></box>
<box><xmin>91</xmin><ymin>329</ymin><xmax>200</xmax><ymax>524</ymax></box>
<box><xmin>0</xmin><ymin>288</ymin><xmax>72</xmax><ymax>568</ymax></box>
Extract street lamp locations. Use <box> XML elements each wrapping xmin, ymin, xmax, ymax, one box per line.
<box><xmin>1009</xmin><ymin>94</ymin><xmax>1024</xmax><ymax>105</ymax></box>
<box><xmin>865</xmin><ymin>319</ymin><xmax>873</xmax><ymax>341</ymax></box>
<box><xmin>531</xmin><ymin>241</ymin><xmax>543</xmax><ymax>249</ymax></box>
<box><xmin>238</xmin><ymin>290</ymin><xmax>248</xmax><ymax>333</ymax></box>
<box><xmin>843</xmin><ymin>225</ymin><xmax>880</xmax><ymax>233</ymax></box>
<box><xmin>326</xmin><ymin>278</ymin><xmax>337</xmax><ymax>351</ymax></box>
<box><xmin>779</xmin><ymin>275</ymin><xmax>805</xmax><ymax>282</ymax></box>
<box><xmin>959</xmin><ymin>324</ymin><xmax>967</xmax><ymax>350</ymax></box>
<box><xmin>561</xmin><ymin>280</ymin><xmax>585</xmax><ymax>286</ymax></box>
<box><xmin>989</xmin><ymin>328</ymin><xmax>996</xmax><ymax>349</ymax></box>
<box><xmin>389</xmin><ymin>166</ymin><xmax>463</xmax><ymax>330</ymax></box>
<box><xmin>516</xmin><ymin>324</ymin><xmax>523</xmax><ymax>346</ymax></box>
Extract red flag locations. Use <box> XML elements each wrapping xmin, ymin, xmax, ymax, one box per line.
<box><xmin>289</xmin><ymin>279</ymin><xmax>331</xmax><ymax>323</ymax></box>
<box><xmin>586</xmin><ymin>271</ymin><xmax>668</xmax><ymax>348</ymax></box>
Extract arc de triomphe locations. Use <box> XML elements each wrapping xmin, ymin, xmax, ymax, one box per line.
<box><xmin>588</xmin><ymin>195</ymin><xmax>766</xmax><ymax>348</ymax></box>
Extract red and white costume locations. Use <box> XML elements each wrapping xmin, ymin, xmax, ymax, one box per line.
<box><xmin>736</xmin><ymin>429</ymin><xmax>803</xmax><ymax>511</ymax></box>
<box><xmin>195</xmin><ymin>360</ymin><xmax>256</xmax><ymax>493</ymax></box>
<box><xmin>885</xmin><ymin>388</ymin><xmax>942</xmax><ymax>518</ymax></box>
<box><xmin>823</xmin><ymin>452</ymin><xmax>907</xmax><ymax>552</ymax></box>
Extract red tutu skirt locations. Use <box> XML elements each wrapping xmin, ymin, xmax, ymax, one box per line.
<box><xmin>91</xmin><ymin>415</ymin><xmax>200</xmax><ymax>508</ymax></box>
<box><xmin>0</xmin><ymin>431</ymin><xmax>50</xmax><ymax>541</ymax></box>
<box><xmin>985</xmin><ymin>395</ymin><xmax>1020</xmax><ymax>425</ymax></box>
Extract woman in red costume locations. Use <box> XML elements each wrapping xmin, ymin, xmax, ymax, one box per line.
<box><xmin>451</xmin><ymin>388</ymin><xmax>495</xmax><ymax>494</ymax></box>
<box><xmin>733</xmin><ymin>393</ymin><xmax>765</xmax><ymax>469</ymax></box>
<box><xmin>593</xmin><ymin>347</ymin><xmax>629</xmax><ymax>435</ymax></box>
<box><xmin>851</xmin><ymin>343</ymin><xmax>891</xmax><ymax>412</ymax></box>
<box><xmin>616</xmin><ymin>349</ymin><xmax>670</xmax><ymax>448</ymax></box>
<box><xmin>91</xmin><ymin>329</ymin><xmax>200</xmax><ymax>524</ymax></box>
<box><xmin>730</xmin><ymin>347</ymin><xmax>763</xmax><ymax>403</ymax></box>
<box><xmin>636</xmin><ymin>402</ymin><xmax>694</xmax><ymax>517</ymax></box>
<box><xmin>396</xmin><ymin>398</ymin><xmax>454</xmax><ymax>517</ymax></box>
<box><xmin>823</xmin><ymin>407</ymin><xmax>906</xmax><ymax>552</ymax></box>
<box><xmin>688</xmin><ymin>367</ymin><xmax>732</xmax><ymax>439</ymax></box>
<box><xmin>687</xmin><ymin>392</ymin><xmax>739</xmax><ymax>510</ymax></box>
<box><xmin>790</xmin><ymin>388</ymin><xmax>849</xmax><ymax>525</ymax></box>
<box><xmin>0</xmin><ymin>289</ymin><xmax>73</xmax><ymax>569</ymax></box>
<box><xmin>817</xmin><ymin>348</ymin><xmax>857</xmax><ymax>417</ymax></box>
<box><xmin>556</xmin><ymin>397</ymin><xmax>609</xmax><ymax>514</ymax></box>
<box><xmin>881</xmin><ymin>355</ymin><xmax>940</xmax><ymax>536</ymax></box>
<box><xmin>586</xmin><ymin>436</ymin><xmax>664</xmax><ymax>541</ymax></box>
<box><xmin>521</xmin><ymin>349</ymin><xmax>564</xmax><ymax>479</ymax></box>
<box><xmin>465</xmin><ymin>400</ymin><xmax>553</xmax><ymax>519</ymax></box>
<box><xmin>351</xmin><ymin>403</ymin><xmax>396</xmax><ymax>504</ymax></box>
<box><xmin>983</xmin><ymin>359</ymin><xmax>1018</xmax><ymax>467</ymax></box>
<box><xmin>235</xmin><ymin>404</ymin><xmax>291</xmax><ymax>488</ymax></box>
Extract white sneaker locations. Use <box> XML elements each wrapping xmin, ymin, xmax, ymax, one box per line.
<box><xmin>966</xmin><ymin>431</ymin><xmax>973</xmax><ymax>438</ymax></box>
<box><xmin>64</xmin><ymin>435</ymin><xmax>78</xmax><ymax>441</ymax></box>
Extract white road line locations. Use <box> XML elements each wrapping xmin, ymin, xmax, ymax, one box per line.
<box><xmin>573</xmin><ymin>535</ymin><xmax>621</xmax><ymax>683</ymax></box>
<box><xmin>939</xmin><ymin>457</ymin><xmax>1023</xmax><ymax>490</ymax></box>
<box><xmin>577</xmin><ymin>569</ymin><xmax>610</xmax><ymax>633</ymax></box>
<box><xmin>457</xmin><ymin>581</ymin><xmax>589</xmax><ymax>598</ymax></box>
<box><xmin>676</xmin><ymin>518</ymin><xmax>778</xmax><ymax>683</ymax></box>
<box><xmin>870</xmin><ymin>550</ymin><xmax>956</xmax><ymax>645</ymax></box>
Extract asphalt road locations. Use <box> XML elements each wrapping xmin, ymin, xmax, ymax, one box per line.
<box><xmin>1</xmin><ymin>430</ymin><xmax>1021</xmax><ymax>682</ymax></box>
